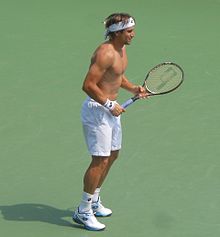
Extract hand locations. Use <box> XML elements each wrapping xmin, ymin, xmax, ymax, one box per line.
<box><xmin>110</xmin><ymin>102</ymin><xmax>125</xmax><ymax>117</ymax></box>
<box><xmin>134</xmin><ymin>85</ymin><xmax>150</xmax><ymax>99</ymax></box>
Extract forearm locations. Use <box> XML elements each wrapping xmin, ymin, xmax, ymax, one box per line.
<box><xmin>82</xmin><ymin>82</ymin><xmax>107</xmax><ymax>105</ymax></box>
<box><xmin>82</xmin><ymin>82</ymin><xmax>124</xmax><ymax>115</ymax></box>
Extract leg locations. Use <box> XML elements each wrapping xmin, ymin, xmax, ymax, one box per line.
<box><xmin>97</xmin><ymin>150</ymin><xmax>119</xmax><ymax>188</ymax></box>
<box><xmin>83</xmin><ymin>155</ymin><xmax>109</xmax><ymax>195</ymax></box>
<box><xmin>90</xmin><ymin>150</ymin><xmax>119</xmax><ymax>217</ymax></box>
<box><xmin>73</xmin><ymin>156</ymin><xmax>109</xmax><ymax>230</ymax></box>
<box><xmin>73</xmin><ymin>99</ymin><xmax>115</xmax><ymax>230</ymax></box>
<box><xmin>83</xmin><ymin>150</ymin><xmax>119</xmax><ymax>194</ymax></box>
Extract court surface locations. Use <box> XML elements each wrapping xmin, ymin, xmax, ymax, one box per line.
<box><xmin>0</xmin><ymin>0</ymin><xmax>220</xmax><ymax>236</ymax></box>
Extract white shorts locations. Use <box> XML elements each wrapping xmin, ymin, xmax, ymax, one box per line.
<box><xmin>81</xmin><ymin>97</ymin><xmax>122</xmax><ymax>156</ymax></box>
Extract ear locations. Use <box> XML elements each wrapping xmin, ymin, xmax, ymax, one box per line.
<box><xmin>115</xmin><ymin>31</ymin><xmax>123</xmax><ymax>37</ymax></box>
<box><xmin>114</xmin><ymin>32</ymin><xmax>119</xmax><ymax>37</ymax></box>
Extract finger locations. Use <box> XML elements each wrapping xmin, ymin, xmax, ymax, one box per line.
<box><xmin>138</xmin><ymin>86</ymin><xmax>144</xmax><ymax>92</ymax></box>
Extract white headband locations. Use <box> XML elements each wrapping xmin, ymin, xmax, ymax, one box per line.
<box><xmin>104</xmin><ymin>17</ymin><xmax>135</xmax><ymax>39</ymax></box>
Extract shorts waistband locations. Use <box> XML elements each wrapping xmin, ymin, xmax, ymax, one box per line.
<box><xmin>86</xmin><ymin>96</ymin><xmax>116</xmax><ymax>103</ymax></box>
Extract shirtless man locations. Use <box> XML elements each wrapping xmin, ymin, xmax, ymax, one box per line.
<box><xmin>72</xmin><ymin>13</ymin><xmax>147</xmax><ymax>231</ymax></box>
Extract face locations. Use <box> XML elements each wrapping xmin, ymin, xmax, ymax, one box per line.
<box><xmin>119</xmin><ymin>27</ymin><xmax>135</xmax><ymax>45</ymax></box>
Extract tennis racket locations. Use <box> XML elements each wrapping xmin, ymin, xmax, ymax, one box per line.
<box><xmin>121</xmin><ymin>62</ymin><xmax>184</xmax><ymax>108</ymax></box>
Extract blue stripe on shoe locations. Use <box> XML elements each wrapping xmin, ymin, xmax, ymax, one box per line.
<box><xmin>94</xmin><ymin>212</ymin><xmax>112</xmax><ymax>217</ymax></box>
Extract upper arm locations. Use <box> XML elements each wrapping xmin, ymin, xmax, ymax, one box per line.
<box><xmin>121</xmin><ymin>74</ymin><xmax>137</xmax><ymax>94</ymax></box>
<box><xmin>83</xmin><ymin>47</ymin><xmax>114</xmax><ymax>86</ymax></box>
<box><xmin>121</xmin><ymin>74</ymin><xmax>131</xmax><ymax>88</ymax></box>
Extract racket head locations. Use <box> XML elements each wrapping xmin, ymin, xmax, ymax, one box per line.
<box><xmin>144</xmin><ymin>62</ymin><xmax>184</xmax><ymax>95</ymax></box>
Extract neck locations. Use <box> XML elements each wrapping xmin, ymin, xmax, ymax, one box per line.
<box><xmin>109</xmin><ymin>38</ymin><xmax>124</xmax><ymax>52</ymax></box>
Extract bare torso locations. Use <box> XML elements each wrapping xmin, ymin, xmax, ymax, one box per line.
<box><xmin>90</xmin><ymin>42</ymin><xmax>128</xmax><ymax>100</ymax></box>
<box><xmin>82</xmin><ymin>26</ymin><xmax>141</xmax><ymax>116</ymax></box>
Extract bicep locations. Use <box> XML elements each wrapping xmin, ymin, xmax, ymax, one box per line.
<box><xmin>121</xmin><ymin>74</ymin><xmax>136</xmax><ymax>93</ymax></box>
<box><xmin>84</xmin><ymin>63</ymin><xmax>106</xmax><ymax>85</ymax></box>
<box><xmin>121</xmin><ymin>75</ymin><xmax>131</xmax><ymax>88</ymax></box>
<box><xmin>83</xmin><ymin>49</ymin><xmax>114</xmax><ymax>85</ymax></box>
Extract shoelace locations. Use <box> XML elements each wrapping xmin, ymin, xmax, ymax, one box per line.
<box><xmin>78</xmin><ymin>207</ymin><xmax>94</xmax><ymax>216</ymax></box>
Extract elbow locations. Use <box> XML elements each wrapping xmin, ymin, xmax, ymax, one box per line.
<box><xmin>82</xmin><ymin>81</ymin><xmax>90</xmax><ymax>94</ymax></box>
<box><xmin>82</xmin><ymin>84</ymin><xmax>86</xmax><ymax>92</ymax></box>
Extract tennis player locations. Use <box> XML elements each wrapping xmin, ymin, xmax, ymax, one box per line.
<box><xmin>72</xmin><ymin>13</ymin><xmax>147</xmax><ymax>231</ymax></box>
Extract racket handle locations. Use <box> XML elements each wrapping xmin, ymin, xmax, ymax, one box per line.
<box><xmin>121</xmin><ymin>98</ymin><xmax>134</xmax><ymax>109</ymax></box>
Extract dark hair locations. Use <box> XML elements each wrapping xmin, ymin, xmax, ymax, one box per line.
<box><xmin>104</xmin><ymin>13</ymin><xmax>135</xmax><ymax>39</ymax></box>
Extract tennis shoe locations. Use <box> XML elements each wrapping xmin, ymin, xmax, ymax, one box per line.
<box><xmin>72</xmin><ymin>208</ymin><xmax>105</xmax><ymax>231</ymax></box>
<box><xmin>92</xmin><ymin>197</ymin><xmax>112</xmax><ymax>217</ymax></box>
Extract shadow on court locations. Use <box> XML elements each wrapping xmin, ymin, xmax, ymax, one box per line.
<box><xmin>0</xmin><ymin>203</ymin><xmax>83</xmax><ymax>229</ymax></box>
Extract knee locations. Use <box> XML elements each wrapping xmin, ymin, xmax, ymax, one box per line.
<box><xmin>101</xmin><ymin>157</ymin><xmax>109</xmax><ymax>168</ymax></box>
<box><xmin>111</xmin><ymin>150</ymin><xmax>119</xmax><ymax>162</ymax></box>
<box><xmin>91</xmin><ymin>156</ymin><xmax>109</xmax><ymax>170</ymax></box>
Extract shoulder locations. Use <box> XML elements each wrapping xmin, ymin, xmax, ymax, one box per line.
<box><xmin>91</xmin><ymin>43</ymin><xmax>115</xmax><ymax>67</ymax></box>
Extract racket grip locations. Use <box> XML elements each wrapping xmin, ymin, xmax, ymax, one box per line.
<box><xmin>121</xmin><ymin>98</ymin><xmax>134</xmax><ymax>109</ymax></box>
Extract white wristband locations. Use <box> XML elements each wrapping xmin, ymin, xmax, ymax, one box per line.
<box><xmin>103</xmin><ymin>99</ymin><xmax>116</xmax><ymax>111</ymax></box>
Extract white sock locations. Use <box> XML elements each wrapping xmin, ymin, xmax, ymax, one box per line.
<box><xmin>78</xmin><ymin>191</ymin><xmax>93</xmax><ymax>213</ymax></box>
<box><xmin>92</xmin><ymin>188</ymin><xmax>101</xmax><ymax>203</ymax></box>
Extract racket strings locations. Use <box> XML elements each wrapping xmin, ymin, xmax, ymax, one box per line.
<box><xmin>146</xmin><ymin>64</ymin><xmax>183</xmax><ymax>94</ymax></box>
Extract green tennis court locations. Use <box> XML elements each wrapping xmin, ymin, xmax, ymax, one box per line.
<box><xmin>1</xmin><ymin>0</ymin><xmax>220</xmax><ymax>236</ymax></box>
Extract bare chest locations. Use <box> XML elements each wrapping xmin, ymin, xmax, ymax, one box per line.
<box><xmin>112</xmin><ymin>53</ymin><xmax>127</xmax><ymax>76</ymax></box>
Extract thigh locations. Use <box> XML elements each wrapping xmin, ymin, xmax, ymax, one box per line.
<box><xmin>83</xmin><ymin>123</ymin><xmax>112</xmax><ymax>156</ymax></box>
<box><xmin>81</xmin><ymin>99</ymin><xmax>113</xmax><ymax>156</ymax></box>
<box><xmin>111</xmin><ymin>116</ymin><xmax>122</xmax><ymax>151</ymax></box>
